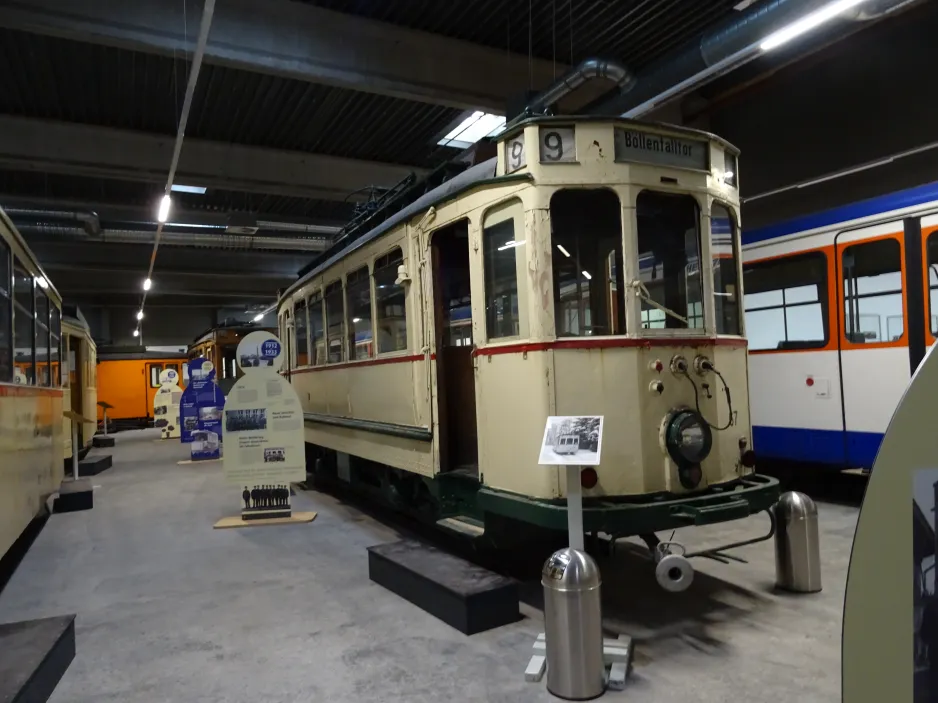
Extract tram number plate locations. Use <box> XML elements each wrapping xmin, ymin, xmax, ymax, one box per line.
<box><xmin>539</xmin><ymin>127</ymin><xmax>576</xmax><ymax>163</ymax></box>
<box><xmin>505</xmin><ymin>136</ymin><xmax>527</xmax><ymax>174</ymax></box>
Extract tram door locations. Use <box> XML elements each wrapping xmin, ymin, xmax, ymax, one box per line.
<box><xmin>68</xmin><ymin>335</ymin><xmax>84</xmax><ymax>442</ymax></box>
<box><xmin>430</xmin><ymin>219</ymin><xmax>478</xmax><ymax>475</ymax></box>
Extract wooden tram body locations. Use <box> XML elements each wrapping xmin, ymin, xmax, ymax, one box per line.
<box><xmin>0</xmin><ymin>207</ymin><xmax>65</xmax><ymax>561</ymax></box>
<box><xmin>62</xmin><ymin>306</ymin><xmax>97</xmax><ymax>460</ymax></box>
<box><xmin>278</xmin><ymin>115</ymin><xmax>779</xmax><ymax>547</ymax></box>
<box><xmin>188</xmin><ymin>322</ymin><xmax>275</xmax><ymax>394</ymax></box>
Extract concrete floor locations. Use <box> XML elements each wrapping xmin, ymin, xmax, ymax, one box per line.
<box><xmin>0</xmin><ymin>429</ymin><xmax>854</xmax><ymax>702</ymax></box>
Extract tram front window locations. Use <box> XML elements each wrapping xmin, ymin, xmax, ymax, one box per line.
<box><xmin>635</xmin><ymin>191</ymin><xmax>703</xmax><ymax>330</ymax></box>
<box><xmin>550</xmin><ymin>189</ymin><xmax>625</xmax><ymax>337</ymax></box>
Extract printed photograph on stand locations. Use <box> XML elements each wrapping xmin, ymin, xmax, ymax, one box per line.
<box><xmin>914</xmin><ymin>468</ymin><xmax>938</xmax><ymax>701</ymax></box>
<box><xmin>225</xmin><ymin>408</ymin><xmax>267</xmax><ymax>433</ymax></box>
<box><xmin>538</xmin><ymin>416</ymin><xmax>604</xmax><ymax>466</ymax></box>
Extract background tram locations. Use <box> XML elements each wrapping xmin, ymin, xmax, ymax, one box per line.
<box><xmin>188</xmin><ymin>321</ymin><xmax>275</xmax><ymax>394</ymax></box>
<box><xmin>280</xmin><ymin>114</ymin><xmax>778</xmax><ymax>575</ymax></box>
<box><xmin>96</xmin><ymin>347</ymin><xmax>188</xmax><ymax>429</ymax></box>
<box><xmin>62</xmin><ymin>305</ymin><xmax>97</xmax><ymax>461</ymax></box>
<box><xmin>742</xmin><ymin>180</ymin><xmax>938</xmax><ymax>472</ymax></box>
<box><xmin>0</xmin><ymin>206</ymin><xmax>65</xmax><ymax>563</ymax></box>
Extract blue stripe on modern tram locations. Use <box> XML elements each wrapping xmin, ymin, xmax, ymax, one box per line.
<box><xmin>743</xmin><ymin>180</ymin><xmax>938</xmax><ymax>246</ymax></box>
<box><xmin>752</xmin><ymin>425</ymin><xmax>884</xmax><ymax>470</ymax></box>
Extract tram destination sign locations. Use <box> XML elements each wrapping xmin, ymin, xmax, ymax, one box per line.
<box><xmin>614</xmin><ymin>128</ymin><xmax>709</xmax><ymax>171</ymax></box>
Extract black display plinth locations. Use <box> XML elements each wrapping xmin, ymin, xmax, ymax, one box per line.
<box><xmin>0</xmin><ymin>615</ymin><xmax>76</xmax><ymax>702</ymax></box>
<box><xmin>78</xmin><ymin>454</ymin><xmax>112</xmax><ymax>476</ymax></box>
<box><xmin>54</xmin><ymin>479</ymin><xmax>93</xmax><ymax>513</ymax></box>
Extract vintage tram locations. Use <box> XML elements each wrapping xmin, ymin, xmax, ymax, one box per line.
<box><xmin>62</xmin><ymin>305</ymin><xmax>97</xmax><ymax>462</ymax></box>
<box><xmin>278</xmin><ymin>114</ymin><xmax>780</xmax><ymax>586</ymax></box>
<box><xmin>188</xmin><ymin>321</ymin><xmax>275</xmax><ymax>394</ymax></box>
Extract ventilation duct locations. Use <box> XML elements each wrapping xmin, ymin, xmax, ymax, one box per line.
<box><xmin>589</xmin><ymin>0</ymin><xmax>922</xmax><ymax>117</ymax></box>
<box><xmin>17</xmin><ymin>224</ymin><xmax>330</xmax><ymax>252</ymax></box>
<box><xmin>5</xmin><ymin>207</ymin><xmax>100</xmax><ymax>235</ymax></box>
<box><xmin>515</xmin><ymin>57</ymin><xmax>635</xmax><ymax>123</ymax></box>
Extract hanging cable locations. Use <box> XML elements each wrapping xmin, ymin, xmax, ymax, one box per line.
<box><xmin>679</xmin><ymin>365</ymin><xmax>734</xmax><ymax>432</ymax></box>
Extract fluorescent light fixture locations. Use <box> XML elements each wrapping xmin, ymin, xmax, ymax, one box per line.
<box><xmin>582</xmin><ymin>271</ymin><xmax>593</xmax><ymax>280</ymax></box>
<box><xmin>136</xmin><ymin>310</ymin><xmax>144</xmax><ymax>321</ymax></box>
<box><xmin>760</xmin><ymin>0</ymin><xmax>867</xmax><ymax>51</ymax></box>
<box><xmin>143</xmin><ymin>278</ymin><xmax>152</xmax><ymax>291</ymax></box>
<box><xmin>438</xmin><ymin>111</ymin><xmax>506</xmax><ymax>149</ymax></box>
<box><xmin>157</xmin><ymin>194</ymin><xmax>172</xmax><ymax>223</ymax></box>
<box><xmin>352</xmin><ymin>317</ymin><xmax>362</xmax><ymax>323</ymax></box>
<box><xmin>170</xmin><ymin>184</ymin><xmax>207</xmax><ymax>195</ymax></box>
<box><xmin>556</xmin><ymin>244</ymin><xmax>571</xmax><ymax>258</ymax></box>
<box><xmin>253</xmin><ymin>313</ymin><xmax>264</xmax><ymax>322</ymax></box>
<box><xmin>497</xmin><ymin>240</ymin><xmax>525</xmax><ymax>251</ymax></box>
<box><xmin>133</xmin><ymin>329</ymin><xmax>139</xmax><ymax>337</ymax></box>
<box><xmin>733</xmin><ymin>0</ymin><xmax>758</xmax><ymax>10</ymax></box>
<box><xmin>36</xmin><ymin>276</ymin><xmax>48</xmax><ymax>289</ymax></box>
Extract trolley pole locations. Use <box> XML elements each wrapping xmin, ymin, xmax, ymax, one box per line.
<box><xmin>566</xmin><ymin>465</ymin><xmax>585</xmax><ymax>551</ymax></box>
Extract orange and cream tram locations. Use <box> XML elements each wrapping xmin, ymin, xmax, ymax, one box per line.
<box><xmin>278</xmin><ymin>115</ymin><xmax>780</xmax><ymax>588</ymax></box>
<box><xmin>62</xmin><ymin>305</ymin><xmax>97</xmax><ymax>462</ymax></box>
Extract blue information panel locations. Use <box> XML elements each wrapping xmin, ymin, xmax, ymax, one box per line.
<box><xmin>179</xmin><ymin>357</ymin><xmax>225</xmax><ymax>461</ymax></box>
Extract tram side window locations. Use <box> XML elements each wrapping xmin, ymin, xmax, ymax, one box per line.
<box><xmin>483</xmin><ymin>202</ymin><xmax>523</xmax><ymax>339</ymax></box>
<box><xmin>13</xmin><ymin>261</ymin><xmax>34</xmax><ymax>384</ymax></box>
<box><xmin>743</xmin><ymin>251</ymin><xmax>828</xmax><ymax>351</ymax></box>
<box><xmin>0</xmin><ymin>239</ymin><xmax>10</xmax><ymax>383</ymax></box>
<box><xmin>925</xmin><ymin>232</ymin><xmax>938</xmax><ymax>335</ymax></box>
<box><xmin>294</xmin><ymin>297</ymin><xmax>309</xmax><ymax>366</ymax></box>
<box><xmin>36</xmin><ymin>288</ymin><xmax>50</xmax><ymax>386</ymax></box>
<box><xmin>374</xmin><ymin>249</ymin><xmax>408</xmax><ymax>354</ymax></box>
<box><xmin>346</xmin><ymin>266</ymin><xmax>373</xmax><ymax>361</ymax></box>
<box><xmin>842</xmin><ymin>238</ymin><xmax>904</xmax><ymax>343</ymax></box>
<box><xmin>51</xmin><ymin>305</ymin><xmax>61</xmax><ymax>386</ymax></box>
<box><xmin>550</xmin><ymin>189</ymin><xmax>625</xmax><ymax>337</ymax></box>
<box><xmin>150</xmin><ymin>364</ymin><xmax>163</xmax><ymax>387</ymax></box>
<box><xmin>711</xmin><ymin>203</ymin><xmax>741</xmax><ymax>336</ymax></box>
<box><xmin>635</xmin><ymin>191</ymin><xmax>703</xmax><ymax>330</ymax></box>
<box><xmin>324</xmin><ymin>280</ymin><xmax>345</xmax><ymax>363</ymax></box>
<box><xmin>308</xmin><ymin>291</ymin><xmax>325</xmax><ymax>365</ymax></box>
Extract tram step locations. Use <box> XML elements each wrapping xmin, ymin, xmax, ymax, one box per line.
<box><xmin>436</xmin><ymin>515</ymin><xmax>485</xmax><ymax>538</ymax></box>
<box><xmin>0</xmin><ymin>615</ymin><xmax>75</xmax><ymax>702</ymax></box>
<box><xmin>78</xmin><ymin>454</ymin><xmax>112</xmax><ymax>477</ymax></box>
<box><xmin>367</xmin><ymin>539</ymin><xmax>520</xmax><ymax>635</ymax></box>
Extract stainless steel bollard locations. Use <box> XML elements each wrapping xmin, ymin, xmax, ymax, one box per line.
<box><xmin>773</xmin><ymin>491</ymin><xmax>822</xmax><ymax>593</ymax></box>
<box><xmin>542</xmin><ymin>548</ymin><xmax>605</xmax><ymax>700</ymax></box>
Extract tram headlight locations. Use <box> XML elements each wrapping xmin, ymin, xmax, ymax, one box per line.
<box><xmin>665</xmin><ymin>410</ymin><xmax>713</xmax><ymax>468</ymax></box>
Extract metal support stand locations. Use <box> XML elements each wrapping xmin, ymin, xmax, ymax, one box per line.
<box><xmin>524</xmin><ymin>632</ymin><xmax>633</xmax><ymax>690</ymax></box>
<box><xmin>566</xmin><ymin>465</ymin><xmax>584</xmax><ymax>551</ymax></box>
<box><xmin>102</xmin><ymin>409</ymin><xmax>108</xmax><ymax>436</ymax></box>
<box><xmin>70</xmin><ymin>420</ymin><xmax>79</xmax><ymax>481</ymax></box>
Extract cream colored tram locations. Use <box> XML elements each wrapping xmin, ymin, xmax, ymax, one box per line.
<box><xmin>0</xmin><ymin>206</ymin><xmax>65</xmax><ymax>562</ymax></box>
<box><xmin>279</xmin><ymin>115</ymin><xmax>780</xmax><ymax>572</ymax></box>
<box><xmin>62</xmin><ymin>306</ymin><xmax>97</xmax><ymax>462</ymax></box>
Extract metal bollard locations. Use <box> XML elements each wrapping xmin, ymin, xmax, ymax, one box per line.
<box><xmin>773</xmin><ymin>491</ymin><xmax>822</xmax><ymax>593</ymax></box>
<box><xmin>542</xmin><ymin>548</ymin><xmax>605</xmax><ymax>700</ymax></box>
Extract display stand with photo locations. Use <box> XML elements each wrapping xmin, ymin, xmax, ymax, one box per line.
<box><xmin>216</xmin><ymin>331</ymin><xmax>314</xmax><ymax>528</ymax></box>
<box><xmin>179</xmin><ymin>357</ymin><xmax>225</xmax><ymax>463</ymax></box>
<box><xmin>153</xmin><ymin>367</ymin><xmax>183</xmax><ymax>440</ymax></box>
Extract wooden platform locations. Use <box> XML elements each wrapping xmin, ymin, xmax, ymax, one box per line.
<box><xmin>367</xmin><ymin>539</ymin><xmax>520</xmax><ymax>635</ymax></box>
<box><xmin>0</xmin><ymin>615</ymin><xmax>76</xmax><ymax>702</ymax></box>
<box><xmin>213</xmin><ymin>512</ymin><xmax>317</xmax><ymax>529</ymax></box>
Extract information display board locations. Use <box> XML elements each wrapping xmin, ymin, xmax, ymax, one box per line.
<box><xmin>179</xmin><ymin>357</ymin><xmax>225</xmax><ymax>461</ymax></box>
<box><xmin>223</xmin><ymin>331</ymin><xmax>305</xmax><ymax>520</ymax></box>
<box><xmin>153</xmin><ymin>367</ymin><xmax>183</xmax><ymax>439</ymax></box>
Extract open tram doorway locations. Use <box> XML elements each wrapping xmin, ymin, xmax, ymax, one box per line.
<box><xmin>430</xmin><ymin>219</ymin><xmax>478</xmax><ymax>476</ymax></box>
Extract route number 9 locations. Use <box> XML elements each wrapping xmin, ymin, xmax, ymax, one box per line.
<box><xmin>505</xmin><ymin>137</ymin><xmax>526</xmax><ymax>173</ymax></box>
<box><xmin>539</xmin><ymin>127</ymin><xmax>576</xmax><ymax>163</ymax></box>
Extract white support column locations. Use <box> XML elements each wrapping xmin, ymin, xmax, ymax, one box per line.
<box><xmin>566</xmin><ymin>465</ymin><xmax>585</xmax><ymax>551</ymax></box>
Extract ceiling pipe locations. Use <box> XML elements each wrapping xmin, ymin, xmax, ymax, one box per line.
<box><xmin>588</xmin><ymin>0</ymin><xmax>922</xmax><ymax>118</ymax></box>
<box><xmin>513</xmin><ymin>57</ymin><xmax>635</xmax><ymax>123</ymax></box>
<box><xmin>17</xmin><ymin>224</ymin><xmax>330</xmax><ymax>252</ymax></box>
<box><xmin>5</xmin><ymin>207</ymin><xmax>100</xmax><ymax>235</ymax></box>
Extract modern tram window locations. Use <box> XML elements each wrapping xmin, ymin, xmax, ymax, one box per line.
<box><xmin>550</xmin><ymin>189</ymin><xmax>625</xmax><ymax>337</ymax></box>
<box><xmin>308</xmin><ymin>291</ymin><xmax>326</xmax><ymax>365</ymax></box>
<box><xmin>374</xmin><ymin>249</ymin><xmax>408</xmax><ymax>354</ymax></box>
<box><xmin>35</xmin><ymin>288</ymin><xmax>50</xmax><ymax>386</ymax></box>
<box><xmin>294</xmin><ymin>297</ymin><xmax>309</xmax><ymax>366</ymax></box>
<box><xmin>346</xmin><ymin>266</ymin><xmax>373</xmax><ymax>360</ymax></box>
<box><xmin>743</xmin><ymin>251</ymin><xmax>828</xmax><ymax>351</ymax></box>
<box><xmin>711</xmin><ymin>203</ymin><xmax>741</xmax><ymax>336</ymax></box>
<box><xmin>635</xmin><ymin>191</ymin><xmax>703</xmax><ymax>330</ymax></box>
<box><xmin>926</xmin><ymin>232</ymin><xmax>938</xmax><ymax>335</ymax></box>
<box><xmin>483</xmin><ymin>201</ymin><xmax>524</xmax><ymax>339</ymax></box>
<box><xmin>324</xmin><ymin>280</ymin><xmax>345</xmax><ymax>363</ymax></box>
<box><xmin>50</xmin><ymin>305</ymin><xmax>61</xmax><ymax>386</ymax></box>
<box><xmin>0</xmin><ymin>239</ymin><xmax>11</xmax><ymax>383</ymax></box>
<box><xmin>13</xmin><ymin>260</ymin><xmax>34</xmax><ymax>384</ymax></box>
<box><xmin>842</xmin><ymin>238</ymin><xmax>904</xmax><ymax>343</ymax></box>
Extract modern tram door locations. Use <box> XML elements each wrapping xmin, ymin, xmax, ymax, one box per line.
<box><xmin>430</xmin><ymin>219</ymin><xmax>479</xmax><ymax>475</ymax></box>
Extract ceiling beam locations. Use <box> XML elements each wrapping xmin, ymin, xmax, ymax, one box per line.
<box><xmin>0</xmin><ymin>115</ymin><xmax>425</xmax><ymax>201</ymax></box>
<box><xmin>0</xmin><ymin>0</ymin><xmax>562</xmax><ymax>112</ymax></box>
<box><xmin>42</xmin><ymin>262</ymin><xmax>292</xmax><ymax>282</ymax></box>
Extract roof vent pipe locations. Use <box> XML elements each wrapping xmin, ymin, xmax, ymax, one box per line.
<box><xmin>513</xmin><ymin>57</ymin><xmax>635</xmax><ymax>124</ymax></box>
<box><xmin>589</xmin><ymin>0</ymin><xmax>921</xmax><ymax>118</ymax></box>
<box><xmin>6</xmin><ymin>207</ymin><xmax>100</xmax><ymax>235</ymax></box>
